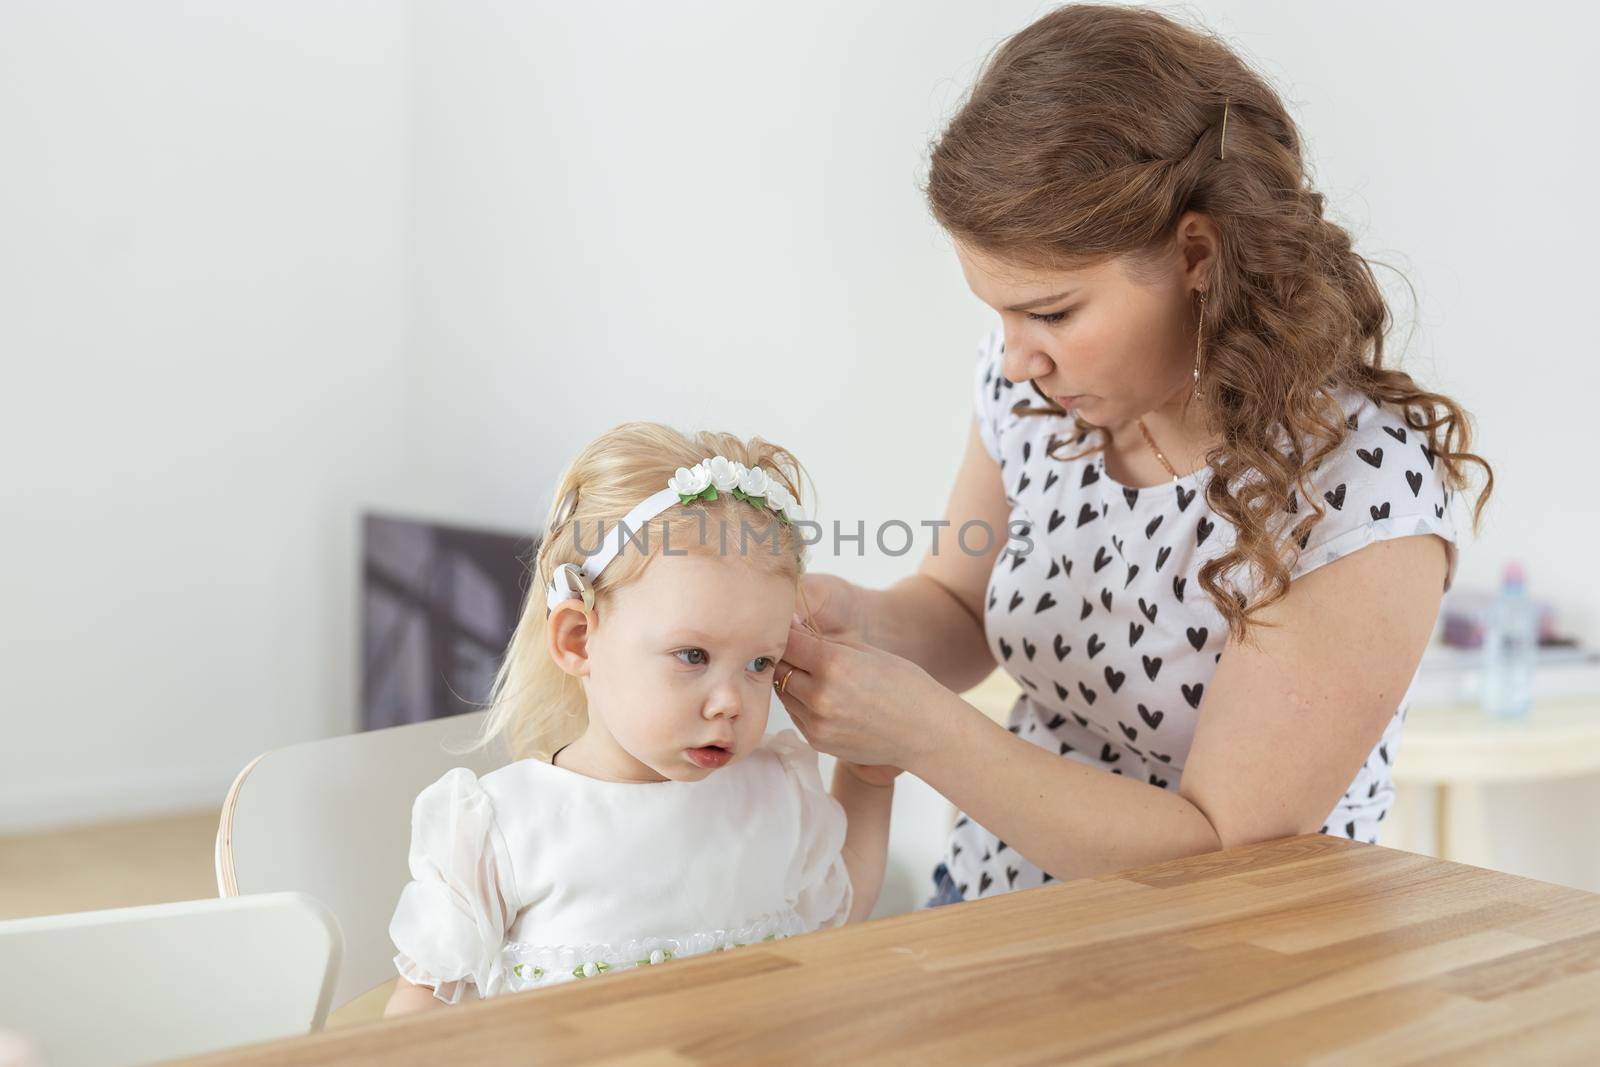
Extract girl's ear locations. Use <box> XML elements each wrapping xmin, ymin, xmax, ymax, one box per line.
<box><xmin>546</xmin><ymin>602</ymin><xmax>595</xmax><ymax>677</ymax></box>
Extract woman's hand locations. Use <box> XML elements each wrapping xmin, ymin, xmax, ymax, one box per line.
<box><xmin>795</xmin><ymin>573</ymin><xmax>872</xmax><ymax>645</ymax></box>
<box><xmin>775</xmin><ymin>623</ymin><xmax>957</xmax><ymax>778</ymax></box>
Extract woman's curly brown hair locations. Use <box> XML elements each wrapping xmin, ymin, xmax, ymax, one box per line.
<box><xmin>925</xmin><ymin>3</ymin><xmax>1492</xmax><ymax>642</ymax></box>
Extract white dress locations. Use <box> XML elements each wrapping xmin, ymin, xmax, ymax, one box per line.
<box><xmin>945</xmin><ymin>329</ymin><xmax>1461</xmax><ymax>901</ymax></box>
<box><xmin>389</xmin><ymin>729</ymin><xmax>851</xmax><ymax>1003</ymax></box>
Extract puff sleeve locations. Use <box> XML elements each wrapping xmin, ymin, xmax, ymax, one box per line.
<box><xmin>766</xmin><ymin>730</ymin><xmax>853</xmax><ymax>930</ymax></box>
<box><xmin>388</xmin><ymin>767</ymin><xmax>521</xmax><ymax>1004</ymax></box>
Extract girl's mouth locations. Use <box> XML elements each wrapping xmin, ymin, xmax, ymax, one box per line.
<box><xmin>685</xmin><ymin>745</ymin><xmax>732</xmax><ymax>769</ymax></box>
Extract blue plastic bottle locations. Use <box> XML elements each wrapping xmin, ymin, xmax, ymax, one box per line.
<box><xmin>1479</xmin><ymin>562</ymin><xmax>1539</xmax><ymax>719</ymax></box>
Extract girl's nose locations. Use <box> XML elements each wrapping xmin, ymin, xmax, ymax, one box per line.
<box><xmin>702</xmin><ymin>683</ymin><xmax>741</xmax><ymax>720</ymax></box>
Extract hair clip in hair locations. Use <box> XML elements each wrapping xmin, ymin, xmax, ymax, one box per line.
<box><xmin>548</xmin><ymin>562</ymin><xmax>595</xmax><ymax>615</ymax></box>
<box><xmin>1219</xmin><ymin>97</ymin><xmax>1230</xmax><ymax>160</ymax></box>
<box><xmin>551</xmin><ymin>487</ymin><xmax>580</xmax><ymax>530</ymax></box>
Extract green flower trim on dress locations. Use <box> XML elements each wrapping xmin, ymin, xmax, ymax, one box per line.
<box><xmin>500</xmin><ymin>911</ymin><xmax>807</xmax><ymax>988</ymax></box>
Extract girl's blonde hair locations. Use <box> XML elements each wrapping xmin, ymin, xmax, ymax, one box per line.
<box><xmin>475</xmin><ymin>421</ymin><xmax>811</xmax><ymax>762</ymax></box>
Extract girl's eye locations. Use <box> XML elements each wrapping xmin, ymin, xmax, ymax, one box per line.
<box><xmin>674</xmin><ymin>648</ymin><xmax>708</xmax><ymax>666</ymax></box>
<box><xmin>1028</xmin><ymin>308</ymin><xmax>1072</xmax><ymax>325</ymax></box>
<box><xmin>748</xmin><ymin>656</ymin><xmax>775</xmax><ymax>673</ymax></box>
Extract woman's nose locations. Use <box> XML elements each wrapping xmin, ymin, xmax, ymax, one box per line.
<box><xmin>1000</xmin><ymin>330</ymin><xmax>1054</xmax><ymax>384</ymax></box>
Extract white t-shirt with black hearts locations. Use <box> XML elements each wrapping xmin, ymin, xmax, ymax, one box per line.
<box><xmin>944</xmin><ymin>330</ymin><xmax>1460</xmax><ymax>901</ymax></box>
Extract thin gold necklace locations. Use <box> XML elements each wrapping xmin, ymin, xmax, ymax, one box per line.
<box><xmin>1136</xmin><ymin>418</ymin><xmax>1181</xmax><ymax>483</ymax></box>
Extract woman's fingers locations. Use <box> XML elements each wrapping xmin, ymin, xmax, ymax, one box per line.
<box><xmin>782</xmin><ymin>623</ymin><xmax>831</xmax><ymax>671</ymax></box>
<box><xmin>777</xmin><ymin>686</ymin><xmax>809</xmax><ymax>727</ymax></box>
<box><xmin>774</xmin><ymin>670</ymin><xmax>822</xmax><ymax>746</ymax></box>
<box><xmin>797</xmin><ymin>573</ymin><xmax>856</xmax><ymax>639</ymax></box>
<box><xmin>782</xmin><ymin>705</ymin><xmax>820</xmax><ymax>750</ymax></box>
<box><xmin>773</xmin><ymin>660</ymin><xmax>817</xmax><ymax>707</ymax></box>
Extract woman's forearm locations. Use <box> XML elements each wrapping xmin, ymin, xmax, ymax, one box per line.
<box><xmin>861</xmin><ymin>574</ymin><xmax>996</xmax><ymax>693</ymax></box>
<box><xmin>906</xmin><ymin>692</ymin><xmax>1222</xmax><ymax>882</ymax></box>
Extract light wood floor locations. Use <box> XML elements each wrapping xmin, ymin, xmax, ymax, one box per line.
<box><xmin>0</xmin><ymin>810</ymin><xmax>390</xmax><ymax>1028</ymax></box>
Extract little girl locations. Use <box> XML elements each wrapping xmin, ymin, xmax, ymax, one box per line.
<box><xmin>384</xmin><ymin>422</ymin><xmax>893</xmax><ymax>1015</ymax></box>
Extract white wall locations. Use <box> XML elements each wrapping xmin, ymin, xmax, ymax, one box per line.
<box><xmin>400</xmin><ymin>1</ymin><xmax>1041</xmax><ymax>538</ymax></box>
<box><xmin>0</xmin><ymin>1</ymin><xmax>413</xmax><ymax>829</ymax></box>
<box><xmin>3</xmin><ymin>1</ymin><xmax>1596</xmax><ymax>903</ymax></box>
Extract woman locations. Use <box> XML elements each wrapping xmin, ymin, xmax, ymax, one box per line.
<box><xmin>773</xmin><ymin>4</ymin><xmax>1492</xmax><ymax>904</ymax></box>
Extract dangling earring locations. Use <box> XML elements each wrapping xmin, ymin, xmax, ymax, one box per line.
<box><xmin>1192</xmin><ymin>289</ymin><xmax>1207</xmax><ymax>401</ymax></box>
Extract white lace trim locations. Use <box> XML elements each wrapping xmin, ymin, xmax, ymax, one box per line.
<box><xmin>500</xmin><ymin>909</ymin><xmax>808</xmax><ymax>989</ymax></box>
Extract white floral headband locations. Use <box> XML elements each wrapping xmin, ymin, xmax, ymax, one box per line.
<box><xmin>545</xmin><ymin>455</ymin><xmax>806</xmax><ymax>614</ymax></box>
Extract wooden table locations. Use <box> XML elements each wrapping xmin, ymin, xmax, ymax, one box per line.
<box><xmin>173</xmin><ymin>835</ymin><xmax>1600</xmax><ymax>1066</ymax></box>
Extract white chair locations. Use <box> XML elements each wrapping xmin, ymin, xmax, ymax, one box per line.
<box><xmin>0</xmin><ymin>892</ymin><xmax>339</xmax><ymax>1067</ymax></box>
<box><xmin>215</xmin><ymin>710</ymin><xmax>503</xmax><ymax>1012</ymax></box>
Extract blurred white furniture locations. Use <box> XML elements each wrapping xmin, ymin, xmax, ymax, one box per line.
<box><xmin>0</xmin><ymin>892</ymin><xmax>338</xmax><ymax>1067</ymax></box>
<box><xmin>1386</xmin><ymin>696</ymin><xmax>1600</xmax><ymax>866</ymax></box>
<box><xmin>962</xmin><ymin>670</ymin><xmax>1022</xmax><ymax>725</ymax></box>
<box><xmin>216</xmin><ymin>710</ymin><xmax>502</xmax><ymax>1012</ymax></box>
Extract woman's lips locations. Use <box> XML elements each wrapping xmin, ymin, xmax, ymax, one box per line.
<box><xmin>686</xmin><ymin>745</ymin><xmax>732</xmax><ymax>769</ymax></box>
<box><xmin>1053</xmin><ymin>394</ymin><xmax>1087</xmax><ymax>409</ymax></box>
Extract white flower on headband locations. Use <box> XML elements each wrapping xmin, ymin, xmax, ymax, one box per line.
<box><xmin>667</xmin><ymin>454</ymin><xmax>804</xmax><ymax>524</ymax></box>
<box><xmin>765</xmin><ymin>482</ymin><xmax>804</xmax><ymax>522</ymax></box>
<box><xmin>737</xmin><ymin>465</ymin><xmax>772</xmax><ymax>498</ymax></box>
<box><xmin>705</xmin><ymin>456</ymin><xmax>742</xmax><ymax>492</ymax></box>
<box><xmin>668</xmin><ymin>464</ymin><xmax>711</xmax><ymax>497</ymax></box>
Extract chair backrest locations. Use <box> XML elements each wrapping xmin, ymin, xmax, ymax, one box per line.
<box><xmin>0</xmin><ymin>892</ymin><xmax>339</xmax><ymax>1067</ymax></box>
<box><xmin>216</xmin><ymin>710</ymin><xmax>503</xmax><ymax>1010</ymax></box>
